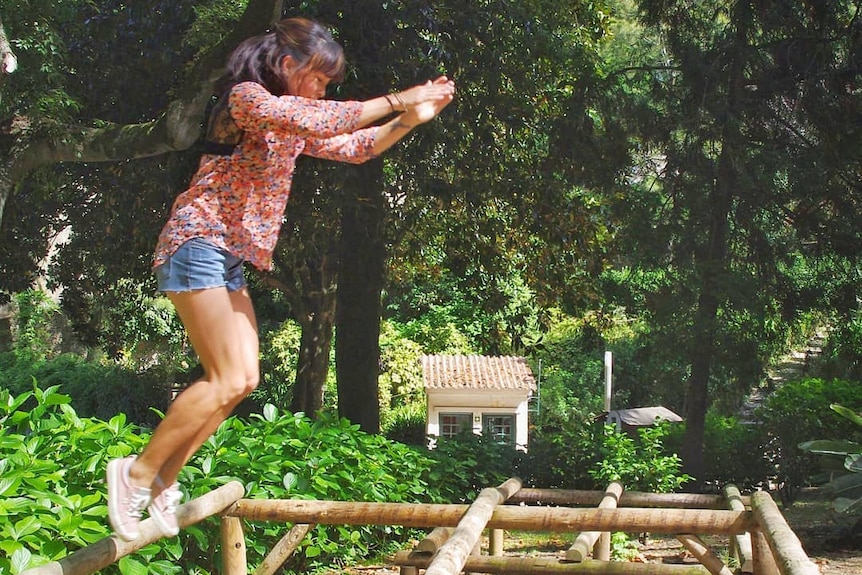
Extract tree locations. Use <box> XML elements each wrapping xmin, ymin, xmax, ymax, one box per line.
<box><xmin>603</xmin><ymin>0</ymin><xmax>862</xmax><ymax>481</ymax></box>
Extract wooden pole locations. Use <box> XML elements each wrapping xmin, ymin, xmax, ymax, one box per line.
<box><xmin>253</xmin><ymin>523</ymin><xmax>313</xmax><ymax>575</ymax></box>
<box><xmin>751</xmin><ymin>530</ymin><xmax>780</xmax><ymax>575</ymax></box>
<box><xmin>423</xmin><ymin>478</ymin><xmax>523</xmax><ymax>575</ymax></box>
<box><xmin>394</xmin><ymin>552</ymin><xmax>711</xmax><ymax>575</ymax></box>
<box><xmin>416</xmin><ymin>527</ymin><xmax>454</xmax><ymax>552</ymax></box>
<box><xmin>510</xmin><ymin>489</ymin><xmax>739</xmax><ymax>509</ymax></box>
<box><xmin>750</xmin><ymin>492</ymin><xmax>820</xmax><ymax>575</ymax></box>
<box><xmin>722</xmin><ymin>485</ymin><xmax>753</xmax><ymax>573</ymax></box>
<box><xmin>401</xmin><ymin>528</ymin><xmax>454</xmax><ymax>575</ymax></box>
<box><xmin>222</xmin><ymin>516</ymin><xmax>248</xmax><ymax>575</ymax></box>
<box><xmin>20</xmin><ymin>480</ymin><xmax>245</xmax><ymax>575</ymax></box>
<box><xmin>489</xmin><ymin>529</ymin><xmax>505</xmax><ymax>556</ymax></box>
<box><xmin>676</xmin><ymin>534</ymin><xmax>733</xmax><ymax>575</ymax></box>
<box><xmin>228</xmin><ymin>500</ymin><xmax>756</xmax><ymax>535</ymax></box>
<box><xmin>566</xmin><ymin>482</ymin><xmax>623</xmax><ymax>562</ymax></box>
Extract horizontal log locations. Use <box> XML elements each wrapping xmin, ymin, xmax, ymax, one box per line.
<box><xmin>21</xmin><ymin>480</ymin><xmax>245</xmax><ymax>575</ymax></box>
<box><xmin>511</xmin><ymin>489</ymin><xmax>744</xmax><ymax>509</ymax></box>
<box><xmin>394</xmin><ymin>551</ymin><xmax>710</xmax><ymax>575</ymax></box>
<box><xmin>227</xmin><ymin>500</ymin><xmax>756</xmax><ymax>534</ymax></box>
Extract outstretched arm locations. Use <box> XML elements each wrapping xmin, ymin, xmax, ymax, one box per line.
<box><xmin>370</xmin><ymin>77</ymin><xmax>455</xmax><ymax>155</ymax></box>
<box><xmin>356</xmin><ymin>76</ymin><xmax>455</xmax><ymax>128</ymax></box>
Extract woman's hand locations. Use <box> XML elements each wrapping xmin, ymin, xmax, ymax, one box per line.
<box><xmin>395</xmin><ymin>76</ymin><xmax>455</xmax><ymax>110</ymax></box>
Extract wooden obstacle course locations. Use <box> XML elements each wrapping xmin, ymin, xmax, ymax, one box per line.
<box><xmin>21</xmin><ymin>478</ymin><xmax>820</xmax><ymax>575</ymax></box>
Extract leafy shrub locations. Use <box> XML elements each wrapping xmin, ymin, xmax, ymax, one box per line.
<box><xmin>757</xmin><ymin>378</ymin><xmax>862</xmax><ymax>502</ymax></box>
<box><xmin>517</xmin><ymin>418</ymin><xmax>601</xmax><ymax>489</ymax></box>
<box><xmin>590</xmin><ymin>423</ymin><xmax>691</xmax><ymax>493</ymax></box>
<box><xmin>1</xmin><ymin>385</ymin><xmax>452</xmax><ymax>575</ymax></box>
<box><xmin>664</xmin><ymin>411</ymin><xmax>773</xmax><ymax>491</ymax></box>
<box><xmin>383</xmin><ymin>402</ymin><xmax>427</xmax><ymax>446</ymax></box>
<box><xmin>425</xmin><ymin>433</ymin><xmax>522</xmax><ymax>503</ymax></box>
<box><xmin>0</xmin><ymin>351</ymin><xmax>172</xmax><ymax>428</ymax></box>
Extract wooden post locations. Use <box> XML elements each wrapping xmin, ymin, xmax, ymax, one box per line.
<box><xmin>422</xmin><ymin>478</ymin><xmax>522</xmax><ymax>575</ymax></box>
<box><xmin>20</xmin><ymin>480</ymin><xmax>245</xmax><ymax>575</ymax></box>
<box><xmin>566</xmin><ymin>482</ymin><xmax>623</xmax><ymax>562</ymax></box>
<box><xmin>400</xmin><ymin>528</ymin><xmax>453</xmax><ymax>575</ymax></box>
<box><xmin>222</xmin><ymin>516</ymin><xmax>248</xmax><ymax>575</ymax></box>
<box><xmin>722</xmin><ymin>485</ymin><xmax>753</xmax><ymax>573</ymax></box>
<box><xmin>253</xmin><ymin>523</ymin><xmax>313</xmax><ymax>575</ymax></box>
<box><xmin>489</xmin><ymin>529</ymin><xmax>505</xmax><ymax>556</ymax></box>
<box><xmin>676</xmin><ymin>534</ymin><xmax>733</xmax><ymax>575</ymax></box>
<box><xmin>751</xmin><ymin>530</ymin><xmax>780</xmax><ymax>575</ymax></box>
<box><xmin>394</xmin><ymin>551</ymin><xmax>711</xmax><ymax>575</ymax></box>
<box><xmin>750</xmin><ymin>491</ymin><xmax>820</xmax><ymax>575</ymax></box>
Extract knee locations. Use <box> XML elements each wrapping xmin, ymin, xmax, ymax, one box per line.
<box><xmin>220</xmin><ymin>371</ymin><xmax>259</xmax><ymax>405</ymax></box>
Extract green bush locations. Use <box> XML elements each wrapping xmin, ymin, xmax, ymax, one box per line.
<box><xmin>0</xmin><ymin>351</ymin><xmax>172</xmax><ymax>428</ymax></box>
<box><xmin>383</xmin><ymin>402</ymin><xmax>427</xmax><ymax>446</ymax></box>
<box><xmin>757</xmin><ymin>378</ymin><xmax>862</xmax><ymax>503</ymax></box>
<box><xmin>0</xmin><ymin>384</ymin><xmax>462</xmax><ymax>575</ymax></box>
<box><xmin>590</xmin><ymin>423</ymin><xmax>691</xmax><ymax>493</ymax></box>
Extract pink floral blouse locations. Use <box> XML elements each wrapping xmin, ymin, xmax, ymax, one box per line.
<box><xmin>153</xmin><ymin>81</ymin><xmax>378</xmax><ymax>271</ymax></box>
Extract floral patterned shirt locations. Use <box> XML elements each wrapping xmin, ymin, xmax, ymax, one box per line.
<box><xmin>153</xmin><ymin>81</ymin><xmax>378</xmax><ymax>271</ymax></box>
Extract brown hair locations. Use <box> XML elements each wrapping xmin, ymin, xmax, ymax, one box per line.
<box><xmin>224</xmin><ymin>17</ymin><xmax>346</xmax><ymax>95</ymax></box>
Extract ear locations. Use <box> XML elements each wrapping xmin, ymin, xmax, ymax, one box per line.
<box><xmin>281</xmin><ymin>55</ymin><xmax>297</xmax><ymax>75</ymax></box>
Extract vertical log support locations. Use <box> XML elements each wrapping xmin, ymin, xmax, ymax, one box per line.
<box><xmin>751</xmin><ymin>491</ymin><xmax>820</xmax><ymax>575</ymax></box>
<box><xmin>222</xmin><ymin>516</ymin><xmax>248</xmax><ymax>575</ymax></box>
<box><xmin>565</xmin><ymin>481</ymin><xmax>624</xmax><ymax>562</ymax></box>
<box><xmin>423</xmin><ymin>478</ymin><xmax>522</xmax><ymax>575</ymax></box>
<box><xmin>722</xmin><ymin>485</ymin><xmax>753</xmax><ymax>573</ymax></box>
<box><xmin>489</xmin><ymin>529</ymin><xmax>505</xmax><ymax>556</ymax></box>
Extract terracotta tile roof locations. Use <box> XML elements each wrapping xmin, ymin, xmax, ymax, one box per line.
<box><xmin>421</xmin><ymin>355</ymin><xmax>536</xmax><ymax>391</ymax></box>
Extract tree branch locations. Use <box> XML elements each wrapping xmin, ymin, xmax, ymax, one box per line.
<box><xmin>0</xmin><ymin>0</ymin><xmax>284</xmax><ymax>227</ymax></box>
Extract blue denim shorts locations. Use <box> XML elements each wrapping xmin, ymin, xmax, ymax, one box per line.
<box><xmin>154</xmin><ymin>238</ymin><xmax>247</xmax><ymax>293</ymax></box>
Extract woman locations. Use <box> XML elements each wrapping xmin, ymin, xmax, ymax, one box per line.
<box><xmin>107</xmin><ymin>16</ymin><xmax>455</xmax><ymax>541</ymax></box>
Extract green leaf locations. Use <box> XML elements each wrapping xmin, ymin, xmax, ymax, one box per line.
<box><xmin>846</xmin><ymin>453</ymin><xmax>862</xmax><ymax>473</ymax></box>
<box><xmin>10</xmin><ymin>547</ymin><xmax>32</xmax><ymax>574</ymax></box>
<box><xmin>305</xmin><ymin>545</ymin><xmax>321</xmax><ymax>558</ymax></box>
<box><xmin>799</xmin><ymin>440</ymin><xmax>862</xmax><ymax>456</ymax></box>
<box><xmin>263</xmin><ymin>403</ymin><xmax>278</xmax><ymax>422</ymax></box>
<box><xmin>832</xmin><ymin>404</ymin><xmax>862</xmax><ymax>427</ymax></box>
<box><xmin>119</xmin><ymin>556</ymin><xmax>149</xmax><ymax>575</ymax></box>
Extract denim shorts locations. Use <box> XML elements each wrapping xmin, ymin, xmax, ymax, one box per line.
<box><xmin>154</xmin><ymin>238</ymin><xmax>247</xmax><ymax>293</ymax></box>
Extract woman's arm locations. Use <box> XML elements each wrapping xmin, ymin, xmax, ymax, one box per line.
<box><xmin>355</xmin><ymin>76</ymin><xmax>456</xmax><ymax>128</ymax></box>
<box><xmin>370</xmin><ymin>86</ymin><xmax>455</xmax><ymax>155</ymax></box>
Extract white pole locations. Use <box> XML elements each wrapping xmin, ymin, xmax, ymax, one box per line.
<box><xmin>603</xmin><ymin>351</ymin><xmax>612</xmax><ymax>412</ymax></box>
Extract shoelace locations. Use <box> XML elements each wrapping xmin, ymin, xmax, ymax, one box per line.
<box><xmin>161</xmin><ymin>487</ymin><xmax>182</xmax><ymax>513</ymax></box>
<box><xmin>125</xmin><ymin>490</ymin><xmax>151</xmax><ymax>519</ymax></box>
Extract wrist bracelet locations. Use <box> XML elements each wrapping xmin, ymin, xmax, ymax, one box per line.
<box><xmin>383</xmin><ymin>94</ymin><xmax>397</xmax><ymax>113</ymax></box>
<box><xmin>392</xmin><ymin>92</ymin><xmax>406</xmax><ymax>112</ymax></box>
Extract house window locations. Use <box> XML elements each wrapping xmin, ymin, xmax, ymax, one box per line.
<box><xmin>439</xmin><ymin>413</ymin><xmax>473</xmax><ymax>438</ymax></box>
<box><xmin>483</xmin><ymin>414</ymin><xmax>515</xmax><ymax>445</ymax></box>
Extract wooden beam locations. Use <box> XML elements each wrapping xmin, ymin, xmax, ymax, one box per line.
<box><xmin>20</xmin><ymin>480</ymin><xmax>245</xmax><ymax>575</ymax></box>
<box><xmin>394</xmin><ymin>552</ymin><xmax>710</xmax><ymax>575</ymax></box>
<box><xmin>566</xmin><ymin>482</ymin><xmax>623</xmax><ymax>562</ymax></box>
<box><xmin>227</xmin><ymin>500</ymin><xmax>756</xmax><ymax>534</ymax></box>
<box><xmin>424</xmin><ymin>478</ymin><xmax>522</xmax><ymax>575</ymax></box>
<box><xmin>510</xmin><ymin>489</ymin><xmax>741</xmax><ymax>509</ymax></box>
<box><xmin>750</xmin><ymin>492</ymin><xmax>820</xmax><ymax>575</ymax></box>
<box><xmin>253</xmin><ymin>523</ymin><xmax>313</xmax><ymax>575</ymax></box>
<box><xmin>676</xmin><ymin>534</ymin><xmax>733</xmax><ymax>575</ymax></box>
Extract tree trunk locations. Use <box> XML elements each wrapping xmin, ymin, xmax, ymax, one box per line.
<box><xmin>291</xmin><ymin>296</ymin><xmax>336</xmax><ymax>416</ymax></box>
<box><xmin>682</xmin><ymin>147</ymin><xmax>734</xmax><ymax>482</ymax></box>
<box><xmin>335</xmin><ymin>161</ymin><xmax>386</xmax><ymax>433</ymax></box>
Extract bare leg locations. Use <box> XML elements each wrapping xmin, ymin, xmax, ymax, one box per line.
<box><xmin>128</xmin><ymin>286</ymin><xmax>259</xmax><ymax>491</ymax></box>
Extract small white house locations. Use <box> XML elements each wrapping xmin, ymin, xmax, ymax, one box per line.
<box><xmin>422</xmin><ymin>354</ymin><xmax>536</xmax><ymax>450</ymax></box>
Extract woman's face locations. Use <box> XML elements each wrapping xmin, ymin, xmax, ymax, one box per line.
<box><xmin>284</xmin><ymin>58</ymin><xmax>331</xmax><ymax>99</ymax></box>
